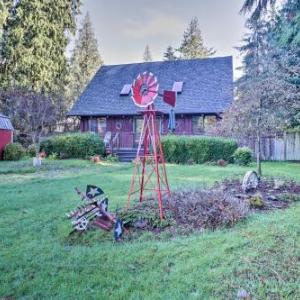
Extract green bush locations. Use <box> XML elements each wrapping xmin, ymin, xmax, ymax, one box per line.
<box><xmin>233</xmin><ymin>147</ymin><xmax>253</xmax><ymax>166</ymax></box>
<box><xmin>106</xmin><ymin>154</ymin><xmax>119</xmax><ymax>162</ymax></box>
<box><xmin>40</xmin><ymin>133</ymin><xmax>105</xmax><ymax>159</ymax></box>
<box><xmin>3</xmin><ymin>143</ymin><xmax>26</xmax><ymax>161</ymax></box>
<box><xmin>27</xmin><ymin>144</ymin><xmax>37</xmax><ymax>157</ymax></box>
<box><xmin>161</xmin><ymin>135</ymin><xmax>238</xmax><ymax>164</ymax></box>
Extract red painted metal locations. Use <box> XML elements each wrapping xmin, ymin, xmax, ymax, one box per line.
<box><xmin>0</xmin><ymin>129</ymin><xmax>13</xmax><ymax>159</ymax></box>
<box><xmin>127</xmin><ymin>72</ymin><xmax>172</xmax><ymax>219</ymax></box>
<box><xmin>131</xmin><ymin>72</ymin><xmax>159</xmax><ymax>107</ymax></box>
<box><xmin>127</xmin><ymin>104</ymin><xmax>171</xmax><ymax>220</ymax></box>
<box><xmin>163</xmin><ymin>90</ymin><xmax>176</xmax><ymax>107</ymax></box>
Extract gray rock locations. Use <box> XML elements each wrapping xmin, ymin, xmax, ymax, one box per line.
<box><xmin>267</xmin><ymin>195</ymin><xmax>278</xmax><ymax>201</ymax></box>
<box><xmin>274</xmin><ymin>179</ymin><xmax>285</xmax><ymax>190</ymax></box>
<box><xmin>242</xmin><ymin>171</ymin><xmax>259</xmax><ymax>193</ymax></box>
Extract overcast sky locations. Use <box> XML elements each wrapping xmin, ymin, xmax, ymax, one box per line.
<box><xmin>78</xmin><ymin>0</ymin><xmax>247</xmax><ymax>78</ymax></box>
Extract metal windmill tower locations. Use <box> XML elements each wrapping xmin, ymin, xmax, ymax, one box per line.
<box><xmin>127</xmin><ymin>72</ymin><xmax>176</xmax><ymax>220</ymax></box>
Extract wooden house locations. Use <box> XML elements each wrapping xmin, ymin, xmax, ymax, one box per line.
<box><xmin>68</xmin><ymin>56</ymin><xmax>233</xmax><ymax>155</ymax></box>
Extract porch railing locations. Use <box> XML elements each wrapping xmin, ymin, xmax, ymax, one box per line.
<box><xmin>104</xmin><ymin>130</ymin><xmax>220</xmax><ymax>151</ymax></box>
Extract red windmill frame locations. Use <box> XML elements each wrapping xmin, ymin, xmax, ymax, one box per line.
<box><xmin>127</xmin><ymin>72</ymin><xmax>175</xmax><ymax>220</ymax></box>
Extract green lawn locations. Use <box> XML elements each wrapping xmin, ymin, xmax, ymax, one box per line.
<box><xmin>0</xmin><ymin>159</ymin><xmax>299</xmax><ymax>299</ymax></box>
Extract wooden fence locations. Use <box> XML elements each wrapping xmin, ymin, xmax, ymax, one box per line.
<box><xmin>242</xmin><ymin>132</ymin><xmax>300</xmax><ymax>161</ymax></box>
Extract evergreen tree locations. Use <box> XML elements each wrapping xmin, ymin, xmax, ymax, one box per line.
<box><xmin>0</xmin><ymin>0</ymin><xmax>12</xmax><ymax>31</ymax></box>
<box><xmin>277</xmin><ymin>0</ymin><xmax>300</xmax><ymax>47</ymax></box>
<box><xmin>68</xmin><ymin>13</ymin><xmax>103</xmax><ymax>103</ymax></box>
<box><xmin>0</xmin><ymin>0</ymin><xmax>80</xmax><ymax>93</ymax></box>
<box><xmin>240</xmin><ymin>0</ymin><xmax>277</xmax><ymax>21</ymax></box>
<box><xmin>143</xmin><ymin>45</ymin><xmax>153</xmax><ymax>62</ymax></box>
<box><xmin>178</xmin><ymin>17</ymin><xmax>215</xmax><ymax>59</ymax></box>
<box><xmin>163</xmin><ymin>46</ymin><xmax>177</xmax><ymax>61</ymax></box>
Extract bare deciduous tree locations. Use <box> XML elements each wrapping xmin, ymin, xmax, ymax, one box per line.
<box><xmin>1</xmin><ymin>89</ymin><xmax>60</xmax><ymax>157</ymax></box>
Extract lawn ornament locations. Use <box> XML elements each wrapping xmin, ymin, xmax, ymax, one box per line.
<box><xmin>128</xmin><ymin>72</ymin><xmax>175</xmax><ymax>220</ymax></box>
<box><xmin>67</xmin><ymin>185</ymin><xmax>123</xmax><ymax>240</ymax></box>
<box><xmin>114</xmin><ymin>218</ymin><xmax>123</xmax><ymax>241</ymax></box>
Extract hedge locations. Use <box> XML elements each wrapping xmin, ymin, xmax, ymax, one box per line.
<box><xmin>40</xmin><ymin>133</ymin><xmax>105</xmax><ymax>159</ymax></box>
<box><xmin>161</xmin><ymin>135</ymin><xmax>238</xmax><ymax>164</ymax></box>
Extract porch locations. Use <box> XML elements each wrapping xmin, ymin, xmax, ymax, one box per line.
<box><xmin>80</xmin><ymin>114</ymin><xmax>219</xmax><ymax>152</ymax></box>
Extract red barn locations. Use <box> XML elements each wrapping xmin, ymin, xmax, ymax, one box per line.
<box><xmin>0</xmin><ymin>114</ymin><xmax>14</xmax><ymax>159</ymax></box>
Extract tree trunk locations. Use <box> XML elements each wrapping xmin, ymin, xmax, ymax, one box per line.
<box><xmin>32</xmin><ymin>135</ymin><xmax>42</xmax><ymax>167</ymax></box>
<box><xmin>256</xmin><ymin>131</ymin><xmax>262</xmax><ymax>177</ymax></box>
<box><xmin>32</xmin><ymin>135</ymin><xmax>40</xmax><ymax>158</ymax></box>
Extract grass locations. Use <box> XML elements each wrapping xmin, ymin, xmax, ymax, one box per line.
<box><xmin>0</xmin><ymin>159</ymin><xmax>299</xmax><ymax>299</ymax></box>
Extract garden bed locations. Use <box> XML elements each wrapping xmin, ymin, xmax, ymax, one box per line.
<box><xmin>120</xmin><ymin>177</ymin><xmax>300</xmax><ymax>238</ymax></box>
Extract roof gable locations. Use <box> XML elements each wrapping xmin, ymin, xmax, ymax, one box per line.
<box><xmin>0</xmin><ymin>114</ymin><xmax>14</xmax><ymax>130</ymax></box>
<box><xmin>69</xmin><ymin>56</ymin><xmax>233</xmax><ymax>116</ymax></box>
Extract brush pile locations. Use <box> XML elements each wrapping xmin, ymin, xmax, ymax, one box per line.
<box><xmin>168</xmin><ymin>189</ymin><xmax>249</xmax><ymax>230</ymax></box>
<box><xmin>120</xmin><ymin>176</ymin><xmax>300</xmax><ymax>235</ymax></box>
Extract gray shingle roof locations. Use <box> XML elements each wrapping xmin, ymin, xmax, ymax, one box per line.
<box><xmin>68</xmin><ymin>56</ymin><xmax>233</xmax><ymax>116</ymax></box>
<box><xmin>0</xmin><ymin>114</ymin><xmax>14</xmax><ymax>130</ymax></box>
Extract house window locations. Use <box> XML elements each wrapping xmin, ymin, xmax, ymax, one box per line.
<box><xmin>97</xmin><ymin>118</ymin><xmax>106</xmax><ymax>136</ymax></box>
<box><xmin>89</xmin><ymin>118</ymin><xmax>106</xmax><ymax>136</ymax></box>
<box><xmin>134</xmin><ymin>117</ymin><xmax>161</xmax><ymax>134</ymax></box>
<box><xmin>134</xmin><ymin>118</ymin><xmax>143</xmax><ymax>136</ymax></box>
<box><xmin>90</xmin><ymin>118</ymin><xmax>98</xmax><ymax>133</ymax></box>
<box><xmin>204</xmin><ymin>115</ymin><xmax>217</xmax><ymax>132</ymax></box>
<box><xmin>192</xmin><ymin>116</ymin><xmax>204</xmax><ymax>134</ymax></box>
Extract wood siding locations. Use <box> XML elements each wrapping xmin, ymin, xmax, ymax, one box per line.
<box><xmin>0</xmin><ymin>129</ymin><xmax>13</xmax><ymax>159</ymax></box>
<box><xmin>80</xmin><ymin>114</ymin><xmax>219</xmax><ymax>149</ymax></box>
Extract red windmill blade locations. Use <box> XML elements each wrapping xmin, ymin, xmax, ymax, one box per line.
<box><xmin>131</xmin><ymin>72</ymin><xmax>159</xmax><ymax>108</ymax></box>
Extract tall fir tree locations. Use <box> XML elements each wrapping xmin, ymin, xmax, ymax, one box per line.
<box><xmin>240</xmin><ymin>0</ymin><xmax>277</xmax><ymax>21</ymax></box>
<box><xmin>143</xmin><ymin>45</ymin><xmax>153</xmax><ymax>62</ymax></box>
<box><xmin>163</xmin><ymin>46</ymin><xmax>177</xmax><ymax>61</ymax></box>
<box><xmin>0</xmin><ymin>0</ymin><xmax>12</xmax><ymax>32</ymax></box>
<box><xmin>0</xmin><ymin>0</ymin><xmax>80</xmax><ymax>93</ymax></box>
<box><xmin>223</xmin><ymin>1</ymin><xmax>300</xmax><ymax>175</ymax></box>
<box><xmin>226</xmin><ymin>18</ymin><xmax>272</xmax><ymax>176</ymax></box>
<box><xmin>68</xmin><ymin>12</ymin><xmax>103</xmax><ymax>104</ymax></box>
<box><xmin>178</xmin><ymin>17</ymin><xmax>215</xmax><ymax>59</ymax></box>
<box><xmin>277</xmin><ymin>0</ymin><xmax>300</xmax><ymax>47</ymax></box>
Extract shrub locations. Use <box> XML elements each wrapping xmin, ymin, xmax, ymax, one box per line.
<box><xmin>106</xmin><ymin>154</ymin><xmax>119</xmax><ymax>162</ymax></box>
<box><xmin>3</xmin><ymin>143</ymin><xmax>26</xmax><ymax>161</ymax></box>
<box><xmin>119</xmin><ymin>199</ymin><xmax>174</xmax><ymax>229</ymax></box>
<box><xmin>249</xmin><ymin>194</ymin><xmax>265</xmax><ymax>208</ymax></box>
<box><xmin>40</xmin><ymin>133</ymin><xmax>105</xmax><ymax>159</ymax></box>
<box><xmin>48</xmin><ymin>152</ymin><xmax>58</xmax><ymax>160</ymax></box>
<box><xmin>233</xmin><ymin>147</ymin><xmax>253</xmax><ymax>166</ymax></box>
<box><xmin>27</xmin><ymin>144</ymin><xmax>37</xmax><ymax>157</ymax></box>
<box><xmin>161</xmin><ymin>135</ymin><xmax>238</xmax><ymax>164</ymax></box>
